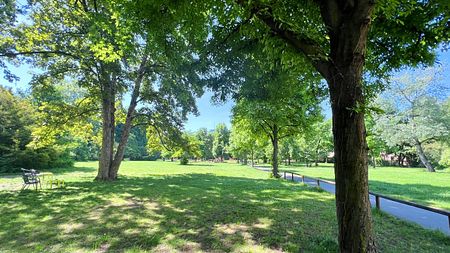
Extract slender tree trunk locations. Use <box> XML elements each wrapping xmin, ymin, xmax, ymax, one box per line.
<box><xmin>251</xmin><ymin>148</ymin><xmax>254</xmax><ymax>167</ymax></box>
<box><xmin>315</xmin><ymin>140</ymin><xmax>321</xmax><ymax>166</ymax></box>
<box><xmin>288</xmin><ymin>154</ymin><xmax>291</xmax><ymax>165</ymax></box>
<box><xmin>271</xmin><ymin>125</ymin><xmax>279</xmax><ymax>177</ymax></box>
<box><xmin>414</xmin><ymin>139</ymin><xmax>435</xmax><ymax>172</ymax></box>
<box><xmin>109</xmin><ymin>56</ymin><xmax>148</xmax><ymax>179</ymax></box>
<box><xmin>324</xmin><ymin>1</ymin><xmax>376</xmax><ymax>251</ymax></box>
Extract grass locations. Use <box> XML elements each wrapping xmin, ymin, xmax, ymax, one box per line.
<box><xmin>0</xmin><ymin>161</ymin><xmax>448</xmax><ymax>252</ymax></box>
<box><xmin>275</xmin><ymin>163</ymin><xmax>450</xmax><ymax>210</ymax></box>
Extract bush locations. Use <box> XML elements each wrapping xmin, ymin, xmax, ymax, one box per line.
<box><xmin>180</xmin><ymin>156</ymin><xmax>189</xmax><ymax>165</ymax></box>
<box><xmin>0</xmin><ymin>147</ymin><xmax>74</xmax><ymax>173</ymax></box>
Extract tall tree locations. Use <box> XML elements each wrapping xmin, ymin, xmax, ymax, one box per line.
<box><xmin>232</xmin><ymin>62</ymin><xmax>322</xmax><ymax>177</ymax></box>
<box><xmin>298</xmin><ymin>119</ymin><xmax>333</xmax><ymax>166</ymax></box>
<box><xmin>0</xmin><ymin>86</ymin><xmax>33</xmax><ymax>159</ymax></box>
<box><xmin>374</xmin><ymin>68</ymin><xmax>449</xmax><ymax>172</ymax></box>
<box><xmin>199</xmin><ymin>0</ymin><xmax>449</xmax><ymax>250</ymax></box>
<box><xmin>229</xmin><ymin>118</ymin><xmax>266</xmax><ymax>166</ymax></box>
<box><xmin>195</xmin><ymin>128</ymin><xmax>214</xmax><ymax>160</ymax></box>
<box><xmin>212</xmin><ymin>123</ymin><xmax>230</xmax><ymax>161</ymax></box>
<box><xmin>1</xmin><ymin>0</ymin><xmax>206</xmax><ymax>180</ymax></box>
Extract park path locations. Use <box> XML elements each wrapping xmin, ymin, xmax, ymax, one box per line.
<box><xmin>253</xmin><ymin>166</ymin><xmax>450</xmax><ymax>236</ymax></box>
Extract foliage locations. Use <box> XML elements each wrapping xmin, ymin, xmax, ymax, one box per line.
<box><xmin>0</xmin><ymin>86</ymin><xmax>74</xmax><ymax>172</ymax></box>
<box><xmin>212</xmin><ymin>123</ymin><xmax>230</xmax><ymax>160</ymax></box>
<box><xmin>374</xmin><ymin>68</ymin><xmax>449</xmax><ymax>170</ymax></box>
<box><xmin>229</xmin><ymin>118</ymin><xmax>266</xmax><ymax>164</ymax></box>
<box><xmin>297</xmin><ymin>119</ymin><xmax>333</xmax><ymax>165</ymax></box>
<box><xmin>116</xmin><ymin>125</ymin><xmax>149</xmax><ymax>161</ymax></box>
<box><xmin>1</xmin><ymin>0</ymin><xmax>208</xmax><ymax>179</ymax></box>
<box><xmin>439</xmin><ymin>145</ymin><xmax>450</xmax><ymax>168</ymax></box>
<box><xmin>195</xmin><ymin>128</ymin><xmax>214</xmax><ymax>160</ymax></box>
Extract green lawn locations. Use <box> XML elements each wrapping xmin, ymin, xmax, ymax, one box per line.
<box><xmin>0</xmin><ymin>161</ymin><xmax>449</xmax><ymax>252</ymax></box>
<box><xmin>276</xmin><ymin>163</ymin><xmax>450</xmax><ymax>210</ymax></box>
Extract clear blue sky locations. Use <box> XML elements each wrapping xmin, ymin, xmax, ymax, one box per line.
<box><xmin>2</xmin><ymin>50</ymin><xmax>449</xmax><ymax>132</ymax></box>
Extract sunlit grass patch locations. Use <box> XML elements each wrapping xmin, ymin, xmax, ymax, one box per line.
<box><xmin>0</xmin><ymin>161</ymin><xmax>449</xmax><ymax>252</ymax></box>
<box><xmin>279</xmin><ymin>163</ymin><xmax>450</xmax><ymax>210</ymax></box>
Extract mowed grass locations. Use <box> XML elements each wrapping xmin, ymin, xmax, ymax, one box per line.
<box><xmin>277</xmin><ymin>163</ymin><xmax>450</xmax><ymax>210</ymax></box>
<box><xmin>0</xmin><ymin>161</ymin><xmax>448</xmax><ymax>253</ymax></box>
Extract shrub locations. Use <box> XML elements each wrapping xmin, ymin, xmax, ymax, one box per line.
<box><xmin>180</xmin><ymin>156</ymin><xmax>189</xmax><ymax>165</ymax></box>
<box><xmin>0</xmin><ymin>147</ymin><xmax>74</xmax><ymax>173</ymax></box>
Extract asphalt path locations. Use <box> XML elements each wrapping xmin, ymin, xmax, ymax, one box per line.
<box><xmin>254</xmin><ymin>166</ymin><xmax>450</xmax><ymax>235</ymax></box>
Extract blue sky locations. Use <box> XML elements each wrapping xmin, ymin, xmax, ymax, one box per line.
<box><xmin>2</xmin><ymin>50</ymin><xmax>449</xmax><ymax>132</ymax></box>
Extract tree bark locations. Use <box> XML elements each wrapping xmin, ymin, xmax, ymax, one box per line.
<box><xmin>414</xmin><ymin>139</ymin><xmax>435</xmax><ymax>172</ymax></box>
<box><xmin>109</xmin><ymin>56</ymin><xmax>148</xmax><ymax>179</ymax></box>
<box><xmin>324</xmin><ymin>1</ymin><xmax>376</xmax><ymax>251</ymax></box>
<box><xmin>271</xmin><ymin>125</ymin><xmax>279</xmax><ymax>177</ymax></box>
<box><xmin>96</xmin><ymin>75</ymin><xmax>116</xmax><ymax>181</ymax></box>
<box><xmin>251</xmin><ymin>148</ymin><xmax>254</xmax><ymax>167</ymax></box>
<box><xmin>249</xmin><ymin>0</ymin><xmax>376</xmax><ymax>249</ymax></box>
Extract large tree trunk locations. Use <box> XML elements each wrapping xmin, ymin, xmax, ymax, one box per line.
<box><xmin>414</xmin><ymin>139</ymin><xmax>435</xmax><ymax>172</ymax></box>
<box><xmin>325</xmin><ymin>1</ymin><xmax>376</xmax><ymax>251</ymax></box>
<box><xmin>271</xmin><ymin>125</ymin><xmax>279</xmax><ymax>177</ymax></box>
<box><xmin>96</xmin><ymin>78</ymin><xmax>116</xmax><ymax>181</ymax></box>
<box><xmin>250</xmin><ymin>0</ymin><xmax>376</xmax><ymax>250</ymax></box>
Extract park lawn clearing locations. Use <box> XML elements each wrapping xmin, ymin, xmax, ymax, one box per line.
<box><xmin>0</xmin><ymin>161</ymin><xmax>448</xmax><ymax>252</ymax></box>
<box><xmin>278</xmin><ymin>163</ymin><xmax>450</xmax><ymax>210</ymax></box>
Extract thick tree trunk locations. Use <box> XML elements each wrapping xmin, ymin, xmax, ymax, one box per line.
<box><xmin>271</xmin><ymin>125</ymin><xmax>279</xmax><ymax>177</ymax></box>
<box><xmin>253</xmin><ymin>0</ymin><xmax>376</xmax><ymax>250</ymax></box>
<box><xmin>414</xmin><ymin>139</ymin><xmax>435</xmax><ymax>172</ymax></box>
<box><xmin>96</xmin><ymin>78</ymin><xmax>116</xmax><ymax>181</ymax></box>
<box><xmin>325</xmin><ymin>1</ymin><xmax>376</xmax><ymax>251</ymax></box>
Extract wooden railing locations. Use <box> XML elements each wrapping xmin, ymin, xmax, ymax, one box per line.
<box><xmin>282</xmin><ymin>170</ymin><xmax>450</xmax><ymax>230</ymax></box>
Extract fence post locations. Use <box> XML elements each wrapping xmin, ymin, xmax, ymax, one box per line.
<box><xmin>291</xmin><ymin>173</ymin><xmax>294</xmax><ymax>181</ymax></box>
<box><xmin>376</xmin><ymin>195</ymin><xmax>380</xmax><ymax>210</ymax></box>
<box><xmin>448</xmin><ymin>216</ymin><xmax>450</xmax><ymax>230</ymax></box>
<box><xmin>301</xmin><ymin>175</ymin><xmax>304</xmax><ymax>183</ymax></box>
<box><xmin>317</xmin><ymin>179</ymin><xmax>320</xmax><ymax>187</ymax></box>
<box><xmin>283</xmin><ymin>172</ymin><xmax>286</xmax><ymax>179</ymax></box>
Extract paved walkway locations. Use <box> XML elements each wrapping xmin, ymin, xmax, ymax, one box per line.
<box><xmin>253</xmin><ymin>166</ymin><xmax>450</xmax><ymax>236</ymax></box>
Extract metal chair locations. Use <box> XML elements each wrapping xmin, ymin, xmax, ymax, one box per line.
<box><xmin>21</xmin><ymin>168</ymin><xmax>41</xmax><ymax>191</ymax></box>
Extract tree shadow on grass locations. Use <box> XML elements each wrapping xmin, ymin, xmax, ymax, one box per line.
<box><xmin>0</xmin><ymin>174</ymin><xmax>449</xmax><ymax>253</ymax></box>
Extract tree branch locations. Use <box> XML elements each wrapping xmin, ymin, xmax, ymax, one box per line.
<box><xmin>237</xmin><ymin>1</ymin><xmax>331</xmax><ymax>77</ymax></box>
<box><xmin>0</xmin><ymin>50</ymin><xmax>79</xmax><ymax>59</ymax></box>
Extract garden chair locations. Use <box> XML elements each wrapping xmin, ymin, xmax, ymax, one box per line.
<box><xmin>21</xmin><ymin>168</ymin><xmax>41</xmax><ymax>191</ymax></box>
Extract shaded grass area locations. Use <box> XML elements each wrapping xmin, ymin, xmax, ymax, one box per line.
<box><xmin>0</xmin><ymin>161</ymin><xmax>449</xmax><ymax>252</ymax></box>
<box><xmin>276</xmin><ymin>163</ymin><xmax>450</xmax><ymax>210</ymax></box>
